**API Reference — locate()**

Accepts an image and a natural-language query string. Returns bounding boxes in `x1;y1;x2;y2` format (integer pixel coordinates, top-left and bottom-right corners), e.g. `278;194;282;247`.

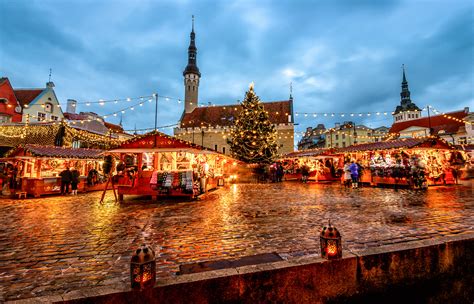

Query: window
342;134;345;139
335;143;339;147
72;140;81;148
335;134;339;140
342;142;346;147
44;102;53;113
222;147;226;154
37;112;46;121
51;115;59;121
214;144;218;151
0;114;11;123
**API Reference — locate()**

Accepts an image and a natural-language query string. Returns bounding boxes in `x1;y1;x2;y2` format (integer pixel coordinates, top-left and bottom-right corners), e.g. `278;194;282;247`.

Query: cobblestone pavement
0;181;473;301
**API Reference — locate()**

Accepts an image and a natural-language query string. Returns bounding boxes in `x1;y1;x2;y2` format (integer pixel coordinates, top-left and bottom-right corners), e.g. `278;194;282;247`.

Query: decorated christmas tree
228;83;278;163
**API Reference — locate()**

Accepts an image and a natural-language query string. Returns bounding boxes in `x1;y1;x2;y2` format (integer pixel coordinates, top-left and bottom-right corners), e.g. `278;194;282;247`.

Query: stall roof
6;144;104;159
335;138;453;153
110;130;221;154
285;138;454;158
282;148;334;158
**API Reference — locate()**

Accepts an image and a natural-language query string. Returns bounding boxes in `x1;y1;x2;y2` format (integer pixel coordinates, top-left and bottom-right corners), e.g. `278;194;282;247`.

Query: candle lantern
320;221;342;259
130;244;156;290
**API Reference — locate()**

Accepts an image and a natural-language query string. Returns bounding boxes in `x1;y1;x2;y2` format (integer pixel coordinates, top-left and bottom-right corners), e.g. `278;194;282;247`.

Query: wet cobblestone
0;181;473;301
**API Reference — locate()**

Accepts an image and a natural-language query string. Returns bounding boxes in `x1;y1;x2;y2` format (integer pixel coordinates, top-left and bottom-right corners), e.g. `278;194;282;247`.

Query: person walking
301;164;310;183
276;163;284;182
349;160;359;189
60;167;72;195
343;161;351;188
70;167;80;195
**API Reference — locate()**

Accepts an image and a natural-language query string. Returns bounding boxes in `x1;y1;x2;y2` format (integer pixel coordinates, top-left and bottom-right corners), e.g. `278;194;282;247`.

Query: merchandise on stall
109;131;237;201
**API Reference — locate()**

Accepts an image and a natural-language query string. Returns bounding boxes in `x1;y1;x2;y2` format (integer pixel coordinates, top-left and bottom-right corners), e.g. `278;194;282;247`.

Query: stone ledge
7;233;474;303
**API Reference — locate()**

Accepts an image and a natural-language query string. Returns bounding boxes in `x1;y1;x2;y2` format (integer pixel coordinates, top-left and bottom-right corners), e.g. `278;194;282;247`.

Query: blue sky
1;0;473;137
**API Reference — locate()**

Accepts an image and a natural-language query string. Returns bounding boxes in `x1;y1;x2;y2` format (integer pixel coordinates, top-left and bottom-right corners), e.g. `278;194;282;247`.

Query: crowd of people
59;167;80;195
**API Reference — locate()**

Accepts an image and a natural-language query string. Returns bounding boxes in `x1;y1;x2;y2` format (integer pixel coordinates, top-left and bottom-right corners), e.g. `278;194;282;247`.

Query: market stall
108;131;237;201
334;138;466;188
279;148;342;182
1;144;106;197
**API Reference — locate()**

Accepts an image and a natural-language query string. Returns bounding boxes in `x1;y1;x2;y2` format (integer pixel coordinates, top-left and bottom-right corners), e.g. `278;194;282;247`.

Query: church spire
400;64;411;104
183;15;201;113
393;64;421;121
183;15;200;77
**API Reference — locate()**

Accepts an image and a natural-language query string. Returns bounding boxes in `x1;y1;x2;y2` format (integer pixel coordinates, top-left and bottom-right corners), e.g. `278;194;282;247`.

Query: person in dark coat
70;167;80;195
276;163;284;182
60;167;72;195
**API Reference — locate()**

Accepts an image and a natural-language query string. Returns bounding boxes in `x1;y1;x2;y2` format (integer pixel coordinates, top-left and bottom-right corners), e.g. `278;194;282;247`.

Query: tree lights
228;84;278;164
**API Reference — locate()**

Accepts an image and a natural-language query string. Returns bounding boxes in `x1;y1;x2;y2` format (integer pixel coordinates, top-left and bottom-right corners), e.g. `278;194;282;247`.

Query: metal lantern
320;221;342;259
130;244;156;290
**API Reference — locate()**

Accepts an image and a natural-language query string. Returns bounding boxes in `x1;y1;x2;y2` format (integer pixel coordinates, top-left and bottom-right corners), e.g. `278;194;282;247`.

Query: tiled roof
389;110;468;134
180;100;292;128
14;89;44;107
335;138;451;153
104;121;124;132
283;148;332;158
22;144;104;159
63;112;86;120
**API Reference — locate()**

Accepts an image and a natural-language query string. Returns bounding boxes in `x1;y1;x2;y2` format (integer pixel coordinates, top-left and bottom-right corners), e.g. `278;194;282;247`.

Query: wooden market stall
108;131;237;201
279;148;342;182
1;144;106;197
334;137;466;188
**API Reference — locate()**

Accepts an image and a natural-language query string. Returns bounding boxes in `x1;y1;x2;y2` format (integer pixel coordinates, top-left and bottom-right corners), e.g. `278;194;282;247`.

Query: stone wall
48;233;473;304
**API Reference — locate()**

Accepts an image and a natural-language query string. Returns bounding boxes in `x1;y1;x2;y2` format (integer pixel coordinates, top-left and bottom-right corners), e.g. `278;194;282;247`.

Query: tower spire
400;64;410;104
289;82;293;100
402;64;407;84
183;15;201;113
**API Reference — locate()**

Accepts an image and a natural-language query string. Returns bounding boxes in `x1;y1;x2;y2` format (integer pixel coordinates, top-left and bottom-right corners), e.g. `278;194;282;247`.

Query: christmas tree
228;83;278;163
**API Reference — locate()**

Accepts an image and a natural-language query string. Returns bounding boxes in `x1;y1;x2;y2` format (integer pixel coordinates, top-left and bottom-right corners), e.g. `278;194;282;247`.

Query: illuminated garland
0;122;122;150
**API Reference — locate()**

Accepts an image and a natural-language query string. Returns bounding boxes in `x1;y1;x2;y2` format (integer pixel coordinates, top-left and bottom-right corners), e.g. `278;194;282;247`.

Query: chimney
335;122;340;129
67;99;77;114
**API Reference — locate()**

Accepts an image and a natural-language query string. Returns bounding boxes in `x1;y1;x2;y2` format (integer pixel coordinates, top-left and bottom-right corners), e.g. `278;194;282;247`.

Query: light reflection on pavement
0;181;472;301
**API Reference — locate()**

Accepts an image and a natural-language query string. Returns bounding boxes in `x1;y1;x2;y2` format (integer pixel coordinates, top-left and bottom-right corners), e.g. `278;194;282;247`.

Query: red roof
117;130;214;150
389;110;468;134
282;148;333;158
14;89;44;107
63;112;85;120
336;138;452;153
180;100;292;128
104;121;124;132
13;144;104;159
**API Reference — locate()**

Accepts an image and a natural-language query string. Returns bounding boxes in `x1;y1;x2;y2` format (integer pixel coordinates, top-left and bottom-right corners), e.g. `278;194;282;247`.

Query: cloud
0;0;472;140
